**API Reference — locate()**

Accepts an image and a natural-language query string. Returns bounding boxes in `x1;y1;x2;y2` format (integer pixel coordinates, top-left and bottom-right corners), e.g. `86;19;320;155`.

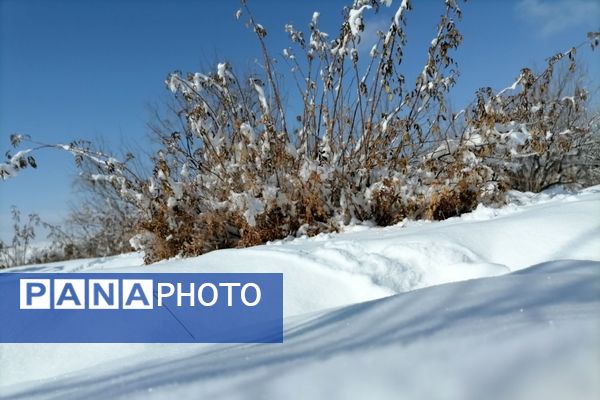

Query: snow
1;186;599;398
166;74;179;93
394;0;410;28
348;5;371;37
0;149;32;180
369;44;378;57
217;62;227;82
252;80;269;113
311;11;319;25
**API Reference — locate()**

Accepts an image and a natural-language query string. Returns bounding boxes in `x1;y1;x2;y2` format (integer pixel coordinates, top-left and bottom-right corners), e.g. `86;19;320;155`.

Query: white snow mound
0;185;599;398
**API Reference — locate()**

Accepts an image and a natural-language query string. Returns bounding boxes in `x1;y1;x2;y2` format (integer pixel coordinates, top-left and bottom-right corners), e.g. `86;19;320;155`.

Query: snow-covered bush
2;2;598;263
62;149;138;258
130;0;482;262
0;202;134;268
44;201;135;261
0;207;40;268
459;51;600;192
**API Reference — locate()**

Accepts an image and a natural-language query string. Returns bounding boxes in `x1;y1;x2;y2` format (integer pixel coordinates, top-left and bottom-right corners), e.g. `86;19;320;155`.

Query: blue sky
1;0;599;241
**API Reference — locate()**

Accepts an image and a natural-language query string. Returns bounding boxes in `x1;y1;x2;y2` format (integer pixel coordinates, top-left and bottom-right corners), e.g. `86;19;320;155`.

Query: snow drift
0;186;599;399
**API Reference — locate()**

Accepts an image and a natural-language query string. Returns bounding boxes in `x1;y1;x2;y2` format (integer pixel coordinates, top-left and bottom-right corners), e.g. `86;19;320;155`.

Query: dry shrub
140;207;243;264
425;181;479;221
3;3;598;264
239;208;296;247
369;179;406;226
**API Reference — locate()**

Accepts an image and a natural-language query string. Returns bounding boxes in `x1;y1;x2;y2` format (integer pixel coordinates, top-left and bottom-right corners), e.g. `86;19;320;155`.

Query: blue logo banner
0;273;283;343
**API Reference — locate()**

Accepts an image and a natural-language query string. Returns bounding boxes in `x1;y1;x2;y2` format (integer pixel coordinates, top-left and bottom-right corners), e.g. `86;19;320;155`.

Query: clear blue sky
1;0;599;240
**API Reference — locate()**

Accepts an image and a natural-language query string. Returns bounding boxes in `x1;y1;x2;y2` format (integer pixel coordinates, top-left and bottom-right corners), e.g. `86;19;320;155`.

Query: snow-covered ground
1;186;599;399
